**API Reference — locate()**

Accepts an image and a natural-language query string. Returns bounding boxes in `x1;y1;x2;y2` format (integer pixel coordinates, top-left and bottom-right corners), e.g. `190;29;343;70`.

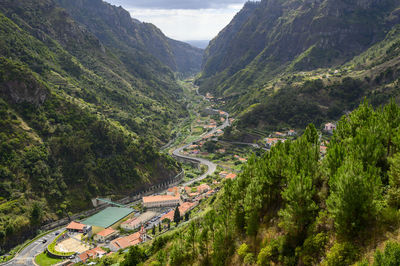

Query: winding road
172;110;230;186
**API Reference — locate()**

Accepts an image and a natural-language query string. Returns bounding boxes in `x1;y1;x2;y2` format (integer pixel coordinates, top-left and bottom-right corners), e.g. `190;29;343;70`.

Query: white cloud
125;5;244;41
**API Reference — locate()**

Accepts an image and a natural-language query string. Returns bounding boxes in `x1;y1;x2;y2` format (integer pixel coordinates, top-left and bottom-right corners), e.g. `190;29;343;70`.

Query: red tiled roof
97;228;116;237
143;194;180;203
226;173;237;179
66;221;85;231
110;232;142;250
161;211;174;222
78;247;106;262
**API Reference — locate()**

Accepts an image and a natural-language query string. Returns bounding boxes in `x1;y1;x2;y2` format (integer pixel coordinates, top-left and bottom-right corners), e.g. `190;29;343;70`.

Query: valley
2;0;400;265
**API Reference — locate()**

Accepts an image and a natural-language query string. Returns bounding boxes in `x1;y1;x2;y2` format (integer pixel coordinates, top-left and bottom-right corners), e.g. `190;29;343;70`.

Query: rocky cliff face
55;0;203;76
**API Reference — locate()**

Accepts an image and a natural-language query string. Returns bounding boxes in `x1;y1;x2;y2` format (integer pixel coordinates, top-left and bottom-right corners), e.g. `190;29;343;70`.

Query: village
49;173;230;264
21;88;339;266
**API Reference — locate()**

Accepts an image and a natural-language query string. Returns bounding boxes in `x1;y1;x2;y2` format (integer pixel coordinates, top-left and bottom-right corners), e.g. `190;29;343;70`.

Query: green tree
279;171;317;238
174;206;181;224
186;221;197;258
29;202;43;227
327;159;381;238
122;245;146;266
152;225;156;235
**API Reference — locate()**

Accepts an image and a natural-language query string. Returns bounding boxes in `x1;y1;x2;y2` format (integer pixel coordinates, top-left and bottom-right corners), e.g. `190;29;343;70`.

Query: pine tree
174;206;181;224
327;159;381;238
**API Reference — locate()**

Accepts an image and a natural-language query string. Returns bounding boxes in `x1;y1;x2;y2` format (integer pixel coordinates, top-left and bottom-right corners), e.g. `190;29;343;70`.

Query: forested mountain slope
198;0;400;132
55;0;203;76
107;101;400;266
0;0;184;251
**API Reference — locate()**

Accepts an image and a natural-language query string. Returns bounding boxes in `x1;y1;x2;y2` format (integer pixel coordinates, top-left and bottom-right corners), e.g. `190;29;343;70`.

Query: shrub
325;242;358;266
373;241;400;266
237;243;249;259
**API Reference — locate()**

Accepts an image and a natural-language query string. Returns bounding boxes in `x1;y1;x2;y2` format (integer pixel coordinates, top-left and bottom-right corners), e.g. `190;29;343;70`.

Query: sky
106;0;249;41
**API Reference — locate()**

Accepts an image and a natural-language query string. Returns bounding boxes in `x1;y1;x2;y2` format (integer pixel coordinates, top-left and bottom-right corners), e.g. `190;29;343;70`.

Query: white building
324;122;336;133
120;217;142;231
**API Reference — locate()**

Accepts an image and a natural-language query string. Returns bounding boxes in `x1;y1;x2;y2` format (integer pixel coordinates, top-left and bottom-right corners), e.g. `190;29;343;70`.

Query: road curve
1;229;63;266
172;112;230;186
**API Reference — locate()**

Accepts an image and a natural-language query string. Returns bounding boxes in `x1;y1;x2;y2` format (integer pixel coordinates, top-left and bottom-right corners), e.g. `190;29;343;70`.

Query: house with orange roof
167;186;179;196
121;217;142;231
160;202;198;222
142;194;181;208
197;183;211;194
264;138;281;149
66;221;91;235
78;247;106;263
110;226;146;252
94;228;118;243
225;173;237;180
287;129;297;136
205;190;216;197
184;186;192;194
161;211;174;222
239;158;247;162
274;132;287;137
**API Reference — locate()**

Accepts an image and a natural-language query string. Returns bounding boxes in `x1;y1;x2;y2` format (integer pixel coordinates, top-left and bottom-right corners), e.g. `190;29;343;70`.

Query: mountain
186;40;210;49
0;0;187;251
55;0;203;77
198;0;400;135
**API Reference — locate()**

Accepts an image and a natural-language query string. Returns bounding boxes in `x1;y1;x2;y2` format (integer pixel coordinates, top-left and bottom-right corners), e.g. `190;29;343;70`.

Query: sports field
82;207;134;228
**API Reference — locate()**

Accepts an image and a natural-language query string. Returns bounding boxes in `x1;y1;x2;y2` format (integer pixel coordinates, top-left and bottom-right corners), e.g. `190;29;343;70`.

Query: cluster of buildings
264;129;296;149
160;201;198;222
109;226;147;252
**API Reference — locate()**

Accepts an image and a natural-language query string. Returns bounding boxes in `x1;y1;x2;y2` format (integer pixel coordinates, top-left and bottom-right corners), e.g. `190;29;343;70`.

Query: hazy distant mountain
185;40;210;49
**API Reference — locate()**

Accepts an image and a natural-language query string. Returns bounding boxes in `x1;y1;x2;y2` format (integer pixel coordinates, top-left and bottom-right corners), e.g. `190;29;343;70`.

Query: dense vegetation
0;0;196;252
198;0;400;135
106;101;400;265
55;0;203;77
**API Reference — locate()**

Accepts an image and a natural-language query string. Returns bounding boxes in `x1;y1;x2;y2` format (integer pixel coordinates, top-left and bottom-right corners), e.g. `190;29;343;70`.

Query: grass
34;252;63;266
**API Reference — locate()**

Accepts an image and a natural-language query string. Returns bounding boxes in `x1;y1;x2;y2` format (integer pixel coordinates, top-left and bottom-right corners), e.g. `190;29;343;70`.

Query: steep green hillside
0;0;188;144
0;0;184;252
100;101;400;266
198;0;400;133
55;0;203;76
